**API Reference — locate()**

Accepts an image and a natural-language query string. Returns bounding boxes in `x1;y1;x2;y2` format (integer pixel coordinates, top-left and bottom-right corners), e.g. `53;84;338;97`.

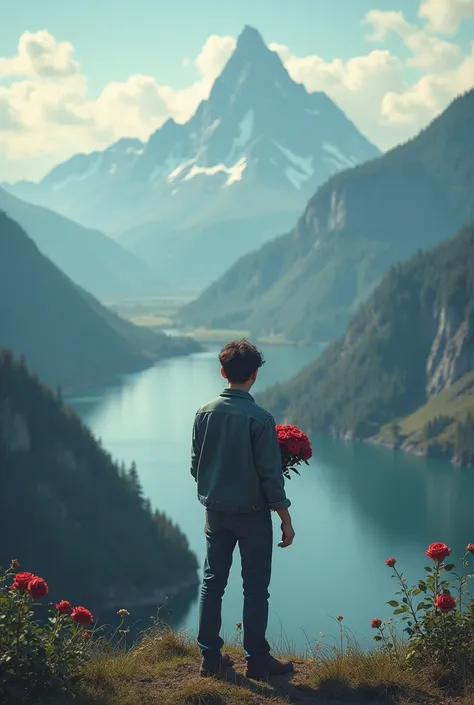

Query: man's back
191;388;290;513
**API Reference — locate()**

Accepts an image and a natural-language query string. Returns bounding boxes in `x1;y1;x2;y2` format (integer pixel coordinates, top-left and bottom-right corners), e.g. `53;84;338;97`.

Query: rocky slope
6;26;379;289
0;186;163;301
259;223;474;465
181;88;474;342
0;212;199;391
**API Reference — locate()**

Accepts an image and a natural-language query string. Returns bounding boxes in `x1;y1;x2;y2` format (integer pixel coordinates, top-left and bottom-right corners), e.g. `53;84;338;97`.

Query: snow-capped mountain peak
5;26;380;289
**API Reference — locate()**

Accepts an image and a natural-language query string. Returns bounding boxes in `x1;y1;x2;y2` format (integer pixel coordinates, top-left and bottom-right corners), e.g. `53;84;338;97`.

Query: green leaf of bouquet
424;567;432;572
386;600;399;607
444;564;455;572
393;607;408;614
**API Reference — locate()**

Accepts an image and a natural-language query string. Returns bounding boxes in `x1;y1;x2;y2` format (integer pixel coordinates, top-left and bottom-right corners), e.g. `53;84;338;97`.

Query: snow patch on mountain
227;110;254;163
150;155;191;184
183;157;247;186
274;142;314;190
125;147;144;156
204;119;221;137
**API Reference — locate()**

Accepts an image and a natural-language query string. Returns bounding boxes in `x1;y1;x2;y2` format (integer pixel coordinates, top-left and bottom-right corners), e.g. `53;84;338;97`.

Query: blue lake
72;345;474;652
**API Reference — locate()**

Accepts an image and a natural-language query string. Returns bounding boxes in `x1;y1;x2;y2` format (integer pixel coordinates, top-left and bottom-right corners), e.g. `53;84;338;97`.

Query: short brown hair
218;339;265;383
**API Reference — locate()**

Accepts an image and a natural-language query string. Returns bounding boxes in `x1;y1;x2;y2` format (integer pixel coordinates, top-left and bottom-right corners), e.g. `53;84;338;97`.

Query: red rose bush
376;541;474;677
275;424;312;479
0;560;96;703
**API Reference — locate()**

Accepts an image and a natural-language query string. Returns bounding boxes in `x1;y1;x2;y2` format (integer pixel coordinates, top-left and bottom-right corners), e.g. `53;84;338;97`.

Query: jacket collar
220;388;254;402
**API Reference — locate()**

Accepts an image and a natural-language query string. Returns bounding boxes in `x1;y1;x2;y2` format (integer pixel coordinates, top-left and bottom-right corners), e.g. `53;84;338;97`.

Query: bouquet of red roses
276;424;312;480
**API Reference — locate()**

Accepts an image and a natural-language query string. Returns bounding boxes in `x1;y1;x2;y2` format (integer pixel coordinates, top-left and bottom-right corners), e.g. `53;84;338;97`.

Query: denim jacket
190;388;291;513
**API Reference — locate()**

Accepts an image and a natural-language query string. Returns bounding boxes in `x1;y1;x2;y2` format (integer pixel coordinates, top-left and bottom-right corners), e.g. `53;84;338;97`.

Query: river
71;344;474;652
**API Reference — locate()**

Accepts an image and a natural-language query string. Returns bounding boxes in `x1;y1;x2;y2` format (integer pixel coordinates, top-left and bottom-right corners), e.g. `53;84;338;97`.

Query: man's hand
278;521;295;548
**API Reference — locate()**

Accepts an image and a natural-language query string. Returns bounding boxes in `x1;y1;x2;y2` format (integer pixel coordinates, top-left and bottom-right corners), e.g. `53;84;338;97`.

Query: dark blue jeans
197;508;273;660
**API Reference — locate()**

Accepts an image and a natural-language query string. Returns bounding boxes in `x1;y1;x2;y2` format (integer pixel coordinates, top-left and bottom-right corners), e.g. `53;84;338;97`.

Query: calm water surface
72;345;474;651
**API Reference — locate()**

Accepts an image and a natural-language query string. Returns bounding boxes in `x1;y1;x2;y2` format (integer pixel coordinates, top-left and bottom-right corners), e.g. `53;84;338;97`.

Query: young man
190;339;295;680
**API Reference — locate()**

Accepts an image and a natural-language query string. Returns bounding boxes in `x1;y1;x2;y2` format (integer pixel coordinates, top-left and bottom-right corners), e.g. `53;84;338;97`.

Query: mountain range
0;186;164;301
260;222;474;466
181;87;474;343
5;26;379;290
0;211;199;391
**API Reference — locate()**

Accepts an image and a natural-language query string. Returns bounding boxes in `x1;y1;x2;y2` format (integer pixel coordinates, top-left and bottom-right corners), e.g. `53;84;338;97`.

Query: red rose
287;439;300;454
371;618;382;629
56;600;72;614
71;606;94;624
276;424;312;463
467;544;474;554
435;593;456;612
425;542;451;562
27;577;48;599
13;572;36;589
385;557;397;568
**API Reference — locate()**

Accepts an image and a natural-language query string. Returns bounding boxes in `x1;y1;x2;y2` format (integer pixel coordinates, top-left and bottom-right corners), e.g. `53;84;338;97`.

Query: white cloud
0;31;236;176
194;34;236;85
0;7;473;181
381;44;474;124
419;0;474;34
269;43;407;146
0;30;79;78
365;10;462;69
269;7;473;148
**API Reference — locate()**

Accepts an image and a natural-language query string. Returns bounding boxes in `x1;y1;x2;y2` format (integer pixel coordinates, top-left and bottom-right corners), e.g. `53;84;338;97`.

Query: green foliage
259;224;474;462
181;88;474;345
0;562;91;704
0;211;200;391
422;415;453;441
455;413;474;466
0;349;198;608
378;547;474;684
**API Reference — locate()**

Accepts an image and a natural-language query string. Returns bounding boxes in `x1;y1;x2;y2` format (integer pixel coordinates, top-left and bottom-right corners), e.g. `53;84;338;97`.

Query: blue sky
1;0;474;180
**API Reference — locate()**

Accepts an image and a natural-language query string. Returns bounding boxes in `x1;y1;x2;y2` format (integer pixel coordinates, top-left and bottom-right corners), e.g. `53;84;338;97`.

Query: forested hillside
0;350;198;606
260;223;474;465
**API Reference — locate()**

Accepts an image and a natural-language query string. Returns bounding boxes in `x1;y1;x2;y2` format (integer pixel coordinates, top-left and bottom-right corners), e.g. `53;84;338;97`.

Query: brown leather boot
245;654;294;680
199;652;234;677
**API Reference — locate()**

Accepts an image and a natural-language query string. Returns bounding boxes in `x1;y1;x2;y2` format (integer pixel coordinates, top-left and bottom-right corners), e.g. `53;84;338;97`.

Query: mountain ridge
0;211;200;392
181;87;474;341
5;26;379;290
0;186;164;301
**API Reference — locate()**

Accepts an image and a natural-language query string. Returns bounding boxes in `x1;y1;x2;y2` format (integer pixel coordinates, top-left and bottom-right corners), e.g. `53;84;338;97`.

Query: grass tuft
52;626;474;705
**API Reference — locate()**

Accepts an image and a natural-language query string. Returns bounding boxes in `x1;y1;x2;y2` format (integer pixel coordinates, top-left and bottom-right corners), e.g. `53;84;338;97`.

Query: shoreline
315;423;469;466
333;430;469;467
100;573;199;611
